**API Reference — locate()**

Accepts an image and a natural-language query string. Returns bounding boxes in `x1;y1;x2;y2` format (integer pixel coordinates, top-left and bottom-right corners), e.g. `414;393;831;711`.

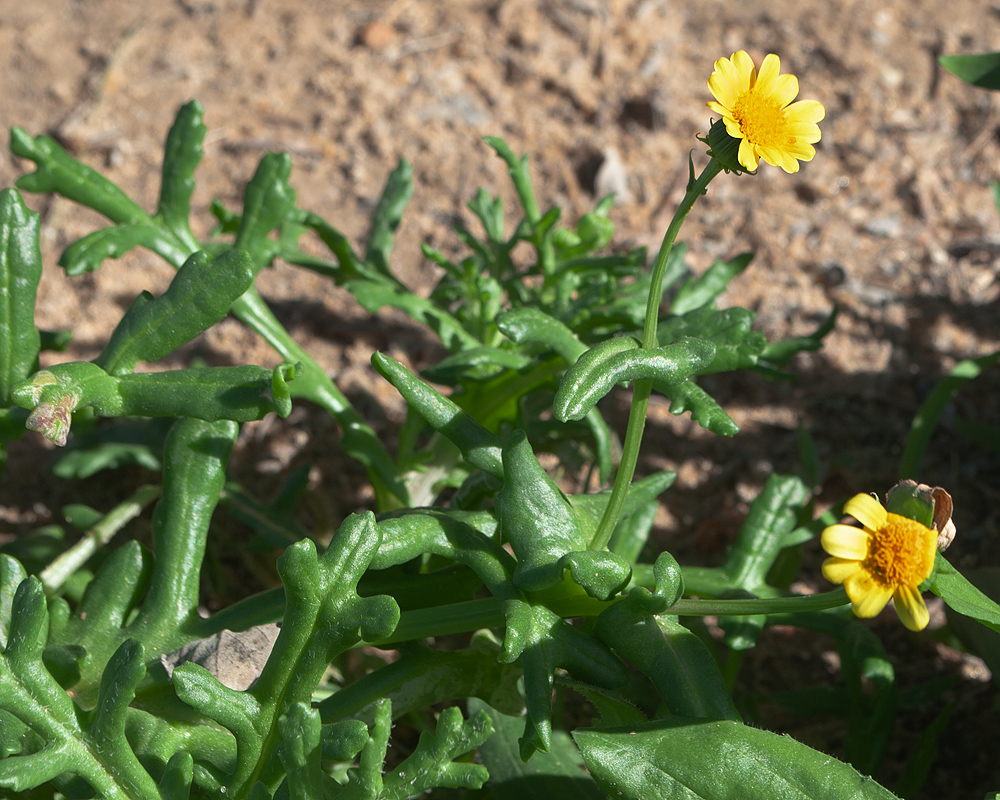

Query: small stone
358;21;395;49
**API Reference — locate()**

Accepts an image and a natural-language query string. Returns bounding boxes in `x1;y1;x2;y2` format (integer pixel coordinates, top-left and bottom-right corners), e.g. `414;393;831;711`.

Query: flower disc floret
821;493;938;631
707;50;825;173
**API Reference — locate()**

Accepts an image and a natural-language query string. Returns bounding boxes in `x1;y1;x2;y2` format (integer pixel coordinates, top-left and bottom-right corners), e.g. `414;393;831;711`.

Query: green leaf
11;127;149;225
158;752;195;800
13;362;294;443
203;512;396;795
371;351;504;479
929;554;1000;634
717;474;808;650
554;336;715;422
0;189;42;406
381;705;492;798
471;699;606;800
59;220;176;276
116;363;297;422
495;430;588;592
656;306;765;374
157;99;206;247
421;345;533;384
495;307;587;363
347;279;480;352
595;598;739;722
939;51;1000;90
668;252;753;315
365;158;413;277
655;378;738;436
574;717;901;800
233;152;297;268
317;633;523;725
277;702;323;800
760;304;838;366
95;249;255;375
52;418;171;479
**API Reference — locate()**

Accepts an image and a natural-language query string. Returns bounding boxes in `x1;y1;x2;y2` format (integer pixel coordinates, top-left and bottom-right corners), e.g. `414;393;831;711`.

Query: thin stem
39;485;161;595
591;157;725;549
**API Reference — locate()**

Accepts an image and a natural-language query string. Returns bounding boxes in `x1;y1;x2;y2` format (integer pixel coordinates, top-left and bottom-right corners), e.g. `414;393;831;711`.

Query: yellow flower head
707;50;825;173
821;494;938;631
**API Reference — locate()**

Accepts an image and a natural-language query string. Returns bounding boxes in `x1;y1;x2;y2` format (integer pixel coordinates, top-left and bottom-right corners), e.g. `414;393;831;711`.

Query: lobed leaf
554;336;715;422
157;99;206;247
233;152;297;268
365;158;413;277
95;249;255;375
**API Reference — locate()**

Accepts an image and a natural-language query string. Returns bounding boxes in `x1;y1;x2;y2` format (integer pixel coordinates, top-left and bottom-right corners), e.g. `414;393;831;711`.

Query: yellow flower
707;50;825;173
821;494;938;631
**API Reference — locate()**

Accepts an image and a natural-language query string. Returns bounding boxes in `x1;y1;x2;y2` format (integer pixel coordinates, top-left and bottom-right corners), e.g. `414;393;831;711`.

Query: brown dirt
2;1;999;797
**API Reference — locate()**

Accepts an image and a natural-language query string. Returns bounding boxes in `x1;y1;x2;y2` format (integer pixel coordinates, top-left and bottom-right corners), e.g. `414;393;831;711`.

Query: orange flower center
862;512;935;589
731;90;788;147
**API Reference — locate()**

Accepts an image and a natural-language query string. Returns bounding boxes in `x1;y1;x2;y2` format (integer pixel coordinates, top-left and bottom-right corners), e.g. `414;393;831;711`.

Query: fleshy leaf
0;188;42;406
555;336;715;422
95;249;255;375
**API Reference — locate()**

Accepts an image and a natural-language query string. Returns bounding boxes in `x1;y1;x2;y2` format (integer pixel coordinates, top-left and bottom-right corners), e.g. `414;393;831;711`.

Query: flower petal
737;138;759;170
783;141;817;162
893;584;930;631
711;56;745;104
786;99;826;124
821;524;870;559
843;494;887;532
723;116;744;139
822;557;861;585
845;570;893;618
730;50;756;91
756;53;781;91
771;73;799;108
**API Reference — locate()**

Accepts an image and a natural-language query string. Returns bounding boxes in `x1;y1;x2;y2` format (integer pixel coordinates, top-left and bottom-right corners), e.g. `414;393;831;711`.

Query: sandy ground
1;1;999;796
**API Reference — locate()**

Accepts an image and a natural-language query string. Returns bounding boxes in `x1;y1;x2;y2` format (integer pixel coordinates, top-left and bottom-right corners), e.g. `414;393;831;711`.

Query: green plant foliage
0;93;993;800
939;51;1000;90
574;717;901;800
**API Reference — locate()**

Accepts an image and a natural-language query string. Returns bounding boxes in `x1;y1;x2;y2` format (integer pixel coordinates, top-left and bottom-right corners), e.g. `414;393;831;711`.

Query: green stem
590;157;725;549
365;586;850;646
